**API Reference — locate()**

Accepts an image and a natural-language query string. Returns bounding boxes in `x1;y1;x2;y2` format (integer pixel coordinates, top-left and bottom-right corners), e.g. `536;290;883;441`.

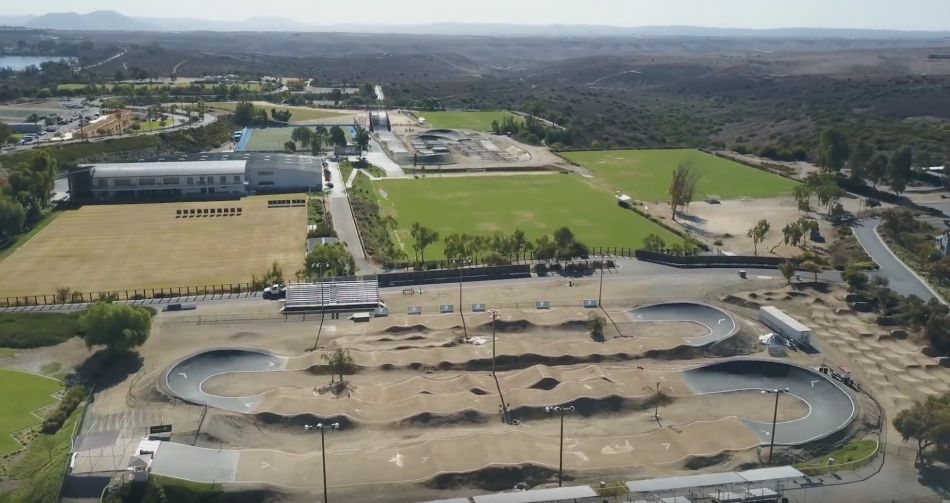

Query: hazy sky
10;0;950;30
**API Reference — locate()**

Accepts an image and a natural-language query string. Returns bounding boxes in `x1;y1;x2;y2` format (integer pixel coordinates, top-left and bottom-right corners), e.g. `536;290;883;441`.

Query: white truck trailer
759;306;812;346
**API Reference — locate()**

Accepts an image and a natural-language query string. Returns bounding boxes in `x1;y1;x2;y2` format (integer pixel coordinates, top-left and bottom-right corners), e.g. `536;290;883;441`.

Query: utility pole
305;422;340;502
489;310;500;374
545;406;575;487
598;254;606;307
311;262;328;350
762;388;790;464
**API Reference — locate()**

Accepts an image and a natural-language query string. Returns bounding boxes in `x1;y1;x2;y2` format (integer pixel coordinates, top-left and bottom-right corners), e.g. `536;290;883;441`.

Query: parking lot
0;97;101;147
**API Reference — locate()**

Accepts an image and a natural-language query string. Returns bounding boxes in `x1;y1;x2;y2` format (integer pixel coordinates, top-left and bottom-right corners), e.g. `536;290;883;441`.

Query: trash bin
738;270;747;279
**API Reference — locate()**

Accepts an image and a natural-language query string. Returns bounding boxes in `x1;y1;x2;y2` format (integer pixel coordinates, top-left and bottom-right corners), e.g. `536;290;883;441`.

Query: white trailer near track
759;306;811;346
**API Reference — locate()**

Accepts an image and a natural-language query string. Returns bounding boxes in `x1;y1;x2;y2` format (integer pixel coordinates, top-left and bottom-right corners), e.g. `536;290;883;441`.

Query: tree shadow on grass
73;349;143;391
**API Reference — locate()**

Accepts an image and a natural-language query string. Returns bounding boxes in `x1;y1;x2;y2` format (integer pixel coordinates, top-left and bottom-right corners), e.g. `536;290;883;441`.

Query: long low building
72;152;324;201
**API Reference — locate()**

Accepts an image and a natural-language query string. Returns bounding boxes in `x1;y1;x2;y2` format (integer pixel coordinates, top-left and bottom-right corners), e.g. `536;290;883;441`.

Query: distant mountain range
1;10;949;38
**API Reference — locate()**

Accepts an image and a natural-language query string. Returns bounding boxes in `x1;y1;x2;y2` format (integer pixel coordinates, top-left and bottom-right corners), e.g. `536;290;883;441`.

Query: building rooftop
91;160;247;178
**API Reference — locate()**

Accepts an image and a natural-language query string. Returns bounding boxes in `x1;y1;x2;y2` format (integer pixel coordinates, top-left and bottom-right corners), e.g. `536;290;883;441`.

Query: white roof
737;466;804;482
627;472;745;493
473;486;598;503
760;306;810;332
91;160;247;178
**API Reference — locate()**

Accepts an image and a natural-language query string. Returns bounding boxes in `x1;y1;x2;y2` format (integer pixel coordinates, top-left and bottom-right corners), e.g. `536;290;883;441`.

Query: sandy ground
652;195;874;257
55;273;931;501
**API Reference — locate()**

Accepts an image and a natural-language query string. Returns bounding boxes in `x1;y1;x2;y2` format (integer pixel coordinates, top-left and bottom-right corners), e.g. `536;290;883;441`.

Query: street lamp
311;262;328;350
305;422;340;503
545;405;575;487
453;258;466;337
762;388;790;464
488;309;500;374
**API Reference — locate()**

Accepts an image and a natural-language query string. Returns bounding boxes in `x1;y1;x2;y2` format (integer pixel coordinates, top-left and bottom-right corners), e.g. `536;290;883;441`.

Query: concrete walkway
325;160;374;274
364;139;406;177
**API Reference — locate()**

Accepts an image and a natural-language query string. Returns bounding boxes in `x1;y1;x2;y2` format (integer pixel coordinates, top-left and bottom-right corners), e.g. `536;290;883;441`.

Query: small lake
0;56;73;70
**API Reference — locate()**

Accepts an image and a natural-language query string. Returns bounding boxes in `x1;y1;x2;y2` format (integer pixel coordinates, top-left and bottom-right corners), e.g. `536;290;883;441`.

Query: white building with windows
82;153;323;201
90;161;247;199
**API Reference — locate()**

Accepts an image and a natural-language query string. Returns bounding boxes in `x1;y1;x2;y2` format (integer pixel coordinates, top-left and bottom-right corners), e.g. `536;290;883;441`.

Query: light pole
598;254;605;307
453;258;466;338
762;388;790;464
654;381;661;422
305;422;340;503
545;405;575;487
489;309;500;374
311;262;328;350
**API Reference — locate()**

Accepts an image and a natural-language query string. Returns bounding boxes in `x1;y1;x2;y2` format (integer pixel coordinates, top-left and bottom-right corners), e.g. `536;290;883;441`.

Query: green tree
888;147;913;196
409;222;440;264
893;393;950;466
283;140;296;152
667;162;700;221
80;302;152;354
587;312;606;341
746;219;771;256
321;348;356;384
304;242;355;277
233;101;256;126
329;126;347;147
291;127;313;148
642;234;666;252
800;260;821;283
817;129;850;172
849;140;873;182
0;121;9;145
793;184;813;212
779;260;796;285
533;235;556;262
0;195;26;238
354;127;370;157
867;154;888;188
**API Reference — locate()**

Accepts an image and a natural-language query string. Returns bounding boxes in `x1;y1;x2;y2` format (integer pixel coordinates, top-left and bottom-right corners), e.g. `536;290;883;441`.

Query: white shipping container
759;306;811;345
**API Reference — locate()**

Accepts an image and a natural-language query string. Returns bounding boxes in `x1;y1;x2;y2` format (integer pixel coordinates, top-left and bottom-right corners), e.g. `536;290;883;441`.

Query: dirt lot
0;195;306;297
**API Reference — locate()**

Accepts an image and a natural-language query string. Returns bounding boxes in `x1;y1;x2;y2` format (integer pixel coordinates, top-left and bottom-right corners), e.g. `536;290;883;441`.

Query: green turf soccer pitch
0;369;61;454
561;149;799;201
418;111;521;131
243;127;297;152
375;174;679;258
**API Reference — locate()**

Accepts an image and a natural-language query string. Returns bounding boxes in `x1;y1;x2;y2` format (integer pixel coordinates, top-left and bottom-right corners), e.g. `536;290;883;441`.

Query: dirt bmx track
153;302;856;489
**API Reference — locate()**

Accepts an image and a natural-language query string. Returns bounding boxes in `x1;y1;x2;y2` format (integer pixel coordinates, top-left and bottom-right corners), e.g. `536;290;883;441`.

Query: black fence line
1;282;257;309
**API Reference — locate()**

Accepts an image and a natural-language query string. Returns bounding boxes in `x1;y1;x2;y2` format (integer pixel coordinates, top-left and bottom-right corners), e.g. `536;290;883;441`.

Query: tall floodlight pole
305;422;340;503
545;405;575;487
598;254;606;307
762;388;790;464
311;262;328;350
489;310;500;374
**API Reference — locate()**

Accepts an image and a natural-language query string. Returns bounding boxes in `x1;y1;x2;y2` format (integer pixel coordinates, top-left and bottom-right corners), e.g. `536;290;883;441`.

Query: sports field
562;149;799;201
418;111;520;131
375;174;678;258
0;369;61;454
209;102;344;122
0;196;306;297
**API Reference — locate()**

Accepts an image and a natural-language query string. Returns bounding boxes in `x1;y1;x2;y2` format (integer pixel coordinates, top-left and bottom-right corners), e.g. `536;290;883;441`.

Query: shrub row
42;386;86;434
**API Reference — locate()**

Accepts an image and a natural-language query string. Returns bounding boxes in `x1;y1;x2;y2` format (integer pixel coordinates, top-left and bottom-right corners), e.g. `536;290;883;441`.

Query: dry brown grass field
0;195;306;297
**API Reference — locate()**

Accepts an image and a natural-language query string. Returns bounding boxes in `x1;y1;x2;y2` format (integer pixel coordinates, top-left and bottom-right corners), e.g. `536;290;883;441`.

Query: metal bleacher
283;278;380;312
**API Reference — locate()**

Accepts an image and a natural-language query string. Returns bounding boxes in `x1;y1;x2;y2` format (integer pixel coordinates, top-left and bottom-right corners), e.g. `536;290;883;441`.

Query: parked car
262;284;286;300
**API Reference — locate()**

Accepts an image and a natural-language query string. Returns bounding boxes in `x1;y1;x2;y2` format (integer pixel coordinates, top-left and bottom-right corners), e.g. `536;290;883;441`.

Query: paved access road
852;218;941;302
325;160;373;274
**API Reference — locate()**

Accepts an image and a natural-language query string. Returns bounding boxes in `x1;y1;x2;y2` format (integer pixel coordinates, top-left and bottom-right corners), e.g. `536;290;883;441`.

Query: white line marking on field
762;430;771;436
756;275;773;280
662;443;671;450
811;380;819;388
261;462;270;469
177;372;188;379
268;361;276;367
637;315;644;319
718;318;726;325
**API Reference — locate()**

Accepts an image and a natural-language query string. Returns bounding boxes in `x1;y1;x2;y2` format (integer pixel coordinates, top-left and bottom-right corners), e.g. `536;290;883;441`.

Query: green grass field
0;369;61;454
242;127;297;151
209;102;344;122
562;149;798;201
375;174;678;258
418;111;520;131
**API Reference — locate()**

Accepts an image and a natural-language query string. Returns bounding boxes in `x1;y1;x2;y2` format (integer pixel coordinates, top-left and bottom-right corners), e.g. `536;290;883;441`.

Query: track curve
627;302;738;345
683;359;856;445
